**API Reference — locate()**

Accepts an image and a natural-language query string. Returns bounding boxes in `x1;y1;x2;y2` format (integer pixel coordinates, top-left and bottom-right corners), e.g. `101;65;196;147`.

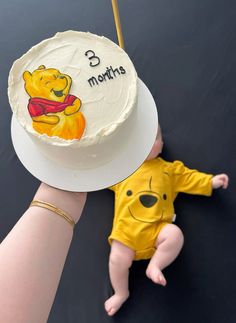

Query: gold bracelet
30;200;75;229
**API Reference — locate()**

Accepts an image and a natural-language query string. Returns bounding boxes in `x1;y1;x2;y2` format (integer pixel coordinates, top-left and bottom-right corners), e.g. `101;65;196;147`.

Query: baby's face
146;127;163;161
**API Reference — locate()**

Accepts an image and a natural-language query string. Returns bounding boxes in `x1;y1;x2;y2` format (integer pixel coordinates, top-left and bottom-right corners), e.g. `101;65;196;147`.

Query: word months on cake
85;50;126;87
23;65;86;140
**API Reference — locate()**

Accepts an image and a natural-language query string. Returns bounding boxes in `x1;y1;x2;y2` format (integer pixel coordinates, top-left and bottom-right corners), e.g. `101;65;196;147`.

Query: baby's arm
212;174;229;189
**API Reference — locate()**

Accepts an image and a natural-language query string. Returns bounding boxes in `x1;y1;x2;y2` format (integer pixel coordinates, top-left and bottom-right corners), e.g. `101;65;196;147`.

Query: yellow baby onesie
108;157;213;260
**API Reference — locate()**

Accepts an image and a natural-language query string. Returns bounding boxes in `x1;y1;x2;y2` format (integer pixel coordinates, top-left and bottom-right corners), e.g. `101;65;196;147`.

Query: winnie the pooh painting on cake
23;65;86;140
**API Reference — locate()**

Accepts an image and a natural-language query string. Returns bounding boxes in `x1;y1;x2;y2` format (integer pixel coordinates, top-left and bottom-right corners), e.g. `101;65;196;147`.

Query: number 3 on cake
85;50;101;67
23;65;86;140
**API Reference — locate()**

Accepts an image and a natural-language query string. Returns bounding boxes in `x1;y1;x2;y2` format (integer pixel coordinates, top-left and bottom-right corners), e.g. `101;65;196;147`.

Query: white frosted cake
8;30;138;169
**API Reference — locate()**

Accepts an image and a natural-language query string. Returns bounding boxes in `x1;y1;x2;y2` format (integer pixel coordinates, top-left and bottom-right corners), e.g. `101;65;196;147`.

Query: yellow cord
111;0;125;49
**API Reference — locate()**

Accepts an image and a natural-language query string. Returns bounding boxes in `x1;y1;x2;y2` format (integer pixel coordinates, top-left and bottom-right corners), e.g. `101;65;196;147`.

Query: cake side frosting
8;31;138;148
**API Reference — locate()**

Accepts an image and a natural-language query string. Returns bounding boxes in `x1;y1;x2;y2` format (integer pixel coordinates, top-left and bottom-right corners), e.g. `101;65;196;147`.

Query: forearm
0;183;86;323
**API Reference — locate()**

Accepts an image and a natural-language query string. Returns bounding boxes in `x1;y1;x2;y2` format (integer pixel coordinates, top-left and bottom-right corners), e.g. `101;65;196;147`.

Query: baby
105;125;229;316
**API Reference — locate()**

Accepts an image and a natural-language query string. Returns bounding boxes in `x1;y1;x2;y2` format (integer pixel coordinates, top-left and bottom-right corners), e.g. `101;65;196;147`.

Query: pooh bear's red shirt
28;94;77;117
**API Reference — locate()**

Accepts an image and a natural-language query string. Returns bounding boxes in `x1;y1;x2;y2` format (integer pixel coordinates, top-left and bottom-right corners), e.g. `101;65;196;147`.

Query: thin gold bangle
30;200;75;229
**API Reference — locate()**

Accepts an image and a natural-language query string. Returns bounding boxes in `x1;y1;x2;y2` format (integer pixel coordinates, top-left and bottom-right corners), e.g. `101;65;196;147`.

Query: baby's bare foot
104;292;129;316
146;264;167;286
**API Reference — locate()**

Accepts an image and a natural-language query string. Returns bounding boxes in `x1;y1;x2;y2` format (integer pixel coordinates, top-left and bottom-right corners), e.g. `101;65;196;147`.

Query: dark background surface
0;0;236;322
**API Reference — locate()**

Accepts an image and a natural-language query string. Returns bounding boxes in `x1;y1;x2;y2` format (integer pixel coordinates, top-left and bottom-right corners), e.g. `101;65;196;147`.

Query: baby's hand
212;174;229;189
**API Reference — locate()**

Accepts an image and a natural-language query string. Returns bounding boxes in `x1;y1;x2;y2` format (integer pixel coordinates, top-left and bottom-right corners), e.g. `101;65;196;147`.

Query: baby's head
146;124;163;161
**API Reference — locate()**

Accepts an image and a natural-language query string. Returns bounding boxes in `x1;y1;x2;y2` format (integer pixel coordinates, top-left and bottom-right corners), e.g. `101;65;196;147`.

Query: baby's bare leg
146;224;184;286
105;240;135;316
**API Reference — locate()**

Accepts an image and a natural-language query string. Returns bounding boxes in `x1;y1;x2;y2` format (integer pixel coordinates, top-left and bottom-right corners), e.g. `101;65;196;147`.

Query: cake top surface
8;30;138;146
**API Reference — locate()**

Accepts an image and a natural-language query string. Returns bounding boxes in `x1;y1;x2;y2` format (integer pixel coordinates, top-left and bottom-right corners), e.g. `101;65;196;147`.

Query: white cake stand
11;78;158;192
